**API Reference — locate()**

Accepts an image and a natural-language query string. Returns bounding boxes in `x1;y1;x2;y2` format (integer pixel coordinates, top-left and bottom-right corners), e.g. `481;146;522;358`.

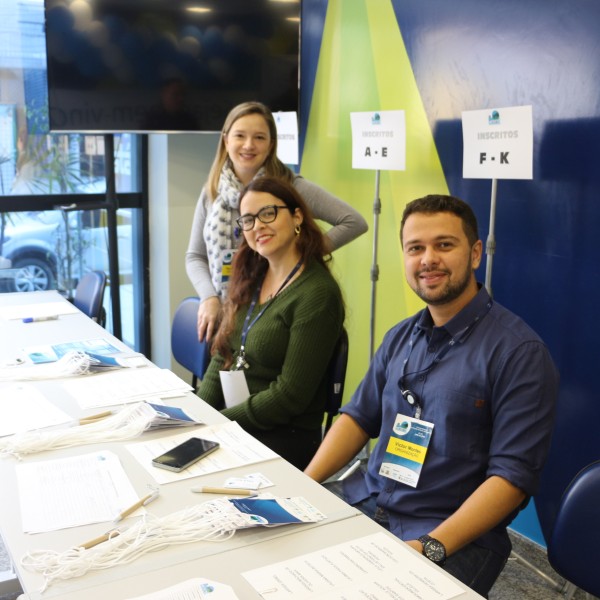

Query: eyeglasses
236;205;291;231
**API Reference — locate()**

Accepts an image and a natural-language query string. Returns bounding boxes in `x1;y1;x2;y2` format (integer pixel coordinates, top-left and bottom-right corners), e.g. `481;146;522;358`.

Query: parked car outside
0;212;59;292
0;209;132;294
0;255;12;292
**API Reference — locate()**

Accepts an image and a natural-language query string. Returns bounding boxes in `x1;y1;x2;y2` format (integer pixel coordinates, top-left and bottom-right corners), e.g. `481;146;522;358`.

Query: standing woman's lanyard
399;301;492;419
234;260;303;371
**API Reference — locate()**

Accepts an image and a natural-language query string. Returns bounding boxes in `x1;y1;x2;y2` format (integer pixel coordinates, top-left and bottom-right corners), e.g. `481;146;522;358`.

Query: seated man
305;194;558;598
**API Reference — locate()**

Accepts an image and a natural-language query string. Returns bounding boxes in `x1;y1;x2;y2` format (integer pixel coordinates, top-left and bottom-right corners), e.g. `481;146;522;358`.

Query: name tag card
379;414;434;488
462;105;533;179
350;110;406;171
219;370;250;408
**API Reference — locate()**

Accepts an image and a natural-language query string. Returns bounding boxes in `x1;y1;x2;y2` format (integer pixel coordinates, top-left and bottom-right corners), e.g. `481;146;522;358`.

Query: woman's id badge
219;369;250;408
221;249;236;285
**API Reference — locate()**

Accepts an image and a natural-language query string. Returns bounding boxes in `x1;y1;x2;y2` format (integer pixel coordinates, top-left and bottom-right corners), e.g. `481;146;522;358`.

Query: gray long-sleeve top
185;175;368;301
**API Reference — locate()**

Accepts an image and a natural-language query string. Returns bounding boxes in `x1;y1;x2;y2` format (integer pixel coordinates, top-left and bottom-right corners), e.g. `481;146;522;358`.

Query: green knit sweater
198;260;344;431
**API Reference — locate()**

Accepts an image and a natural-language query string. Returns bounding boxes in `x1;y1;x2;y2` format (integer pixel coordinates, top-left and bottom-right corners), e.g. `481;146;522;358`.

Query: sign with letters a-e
462;105;533;180
350;110;406;171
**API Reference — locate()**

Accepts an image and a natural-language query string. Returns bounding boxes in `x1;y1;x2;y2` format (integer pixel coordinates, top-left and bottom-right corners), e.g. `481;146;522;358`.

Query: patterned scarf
204;163;265;297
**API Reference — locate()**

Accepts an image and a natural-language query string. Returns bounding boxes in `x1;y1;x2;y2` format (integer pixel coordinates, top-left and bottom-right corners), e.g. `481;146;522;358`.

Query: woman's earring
294;224;301;236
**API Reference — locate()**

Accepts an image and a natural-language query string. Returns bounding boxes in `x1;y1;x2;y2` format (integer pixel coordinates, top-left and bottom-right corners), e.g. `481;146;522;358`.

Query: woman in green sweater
198;177;345;469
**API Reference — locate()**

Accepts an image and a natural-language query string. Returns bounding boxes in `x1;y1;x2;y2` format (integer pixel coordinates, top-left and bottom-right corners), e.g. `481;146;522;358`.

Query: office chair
73;270;107;326
323;327;349;438
545;460;600;599
171;297;210;392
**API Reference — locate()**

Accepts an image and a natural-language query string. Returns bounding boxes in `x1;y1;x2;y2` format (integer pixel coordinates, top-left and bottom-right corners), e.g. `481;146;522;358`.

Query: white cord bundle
0;402;157;459
21;500;242;592
0;351;95;382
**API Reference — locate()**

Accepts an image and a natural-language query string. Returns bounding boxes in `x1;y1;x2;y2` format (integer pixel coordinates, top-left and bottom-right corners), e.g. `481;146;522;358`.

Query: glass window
7;132;141;196
0;1;143;197
0;1;148;354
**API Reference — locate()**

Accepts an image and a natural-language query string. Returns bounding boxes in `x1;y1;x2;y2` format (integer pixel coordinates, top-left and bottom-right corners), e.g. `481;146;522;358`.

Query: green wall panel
302;0;449;401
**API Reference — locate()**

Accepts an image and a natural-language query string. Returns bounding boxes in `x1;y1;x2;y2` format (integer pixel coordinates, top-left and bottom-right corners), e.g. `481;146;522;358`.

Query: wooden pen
190;486;254;496
114;490;159;522
79;529;120;550
79;411;112;425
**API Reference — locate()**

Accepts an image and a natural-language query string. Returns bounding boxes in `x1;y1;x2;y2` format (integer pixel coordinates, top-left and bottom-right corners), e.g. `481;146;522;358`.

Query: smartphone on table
151;437;220;472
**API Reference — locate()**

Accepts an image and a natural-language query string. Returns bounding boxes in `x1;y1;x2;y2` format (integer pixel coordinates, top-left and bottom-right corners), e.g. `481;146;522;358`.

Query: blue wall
301;0;600;547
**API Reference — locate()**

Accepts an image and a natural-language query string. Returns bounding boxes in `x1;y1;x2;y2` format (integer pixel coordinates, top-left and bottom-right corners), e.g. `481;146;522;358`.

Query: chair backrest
547;460;600;597
171;297;210;391
73;270;107;325
323;327;349;438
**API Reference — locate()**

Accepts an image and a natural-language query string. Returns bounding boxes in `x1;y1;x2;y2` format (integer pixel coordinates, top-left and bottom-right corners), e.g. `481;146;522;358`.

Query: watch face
423;539;446;564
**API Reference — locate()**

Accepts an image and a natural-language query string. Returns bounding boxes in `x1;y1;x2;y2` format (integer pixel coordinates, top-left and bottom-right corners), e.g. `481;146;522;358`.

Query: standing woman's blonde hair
206;101;294;200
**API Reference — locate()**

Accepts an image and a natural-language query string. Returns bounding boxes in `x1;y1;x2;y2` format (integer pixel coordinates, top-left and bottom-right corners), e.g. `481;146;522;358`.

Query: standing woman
186;101;366;342
198;177;344;470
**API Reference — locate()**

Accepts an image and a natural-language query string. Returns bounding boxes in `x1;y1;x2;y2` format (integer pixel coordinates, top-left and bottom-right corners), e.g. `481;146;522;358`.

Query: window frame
0;135;151;357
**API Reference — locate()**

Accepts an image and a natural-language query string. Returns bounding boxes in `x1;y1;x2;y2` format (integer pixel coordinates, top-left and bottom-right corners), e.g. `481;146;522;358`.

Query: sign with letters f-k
462;105;533;179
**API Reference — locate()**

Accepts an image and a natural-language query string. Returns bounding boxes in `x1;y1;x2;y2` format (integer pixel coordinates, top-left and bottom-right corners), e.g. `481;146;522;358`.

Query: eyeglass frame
236;204;292;231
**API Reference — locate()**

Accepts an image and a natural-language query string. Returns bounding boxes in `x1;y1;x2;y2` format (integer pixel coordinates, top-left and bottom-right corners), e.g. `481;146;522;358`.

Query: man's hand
405;539;423;553
423;475;526;556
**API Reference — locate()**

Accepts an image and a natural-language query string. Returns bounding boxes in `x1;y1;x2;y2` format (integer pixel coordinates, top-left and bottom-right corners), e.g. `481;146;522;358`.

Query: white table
0;291;483;600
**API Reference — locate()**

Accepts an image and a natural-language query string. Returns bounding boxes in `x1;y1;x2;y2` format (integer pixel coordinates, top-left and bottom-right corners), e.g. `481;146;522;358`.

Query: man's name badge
379;414;434;488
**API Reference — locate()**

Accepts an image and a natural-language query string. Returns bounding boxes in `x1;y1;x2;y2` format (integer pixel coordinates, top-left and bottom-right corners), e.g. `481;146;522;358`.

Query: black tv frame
44;0;300;134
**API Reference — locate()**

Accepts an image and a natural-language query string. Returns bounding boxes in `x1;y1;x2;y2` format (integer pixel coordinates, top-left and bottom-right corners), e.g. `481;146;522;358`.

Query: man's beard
412;265;472;306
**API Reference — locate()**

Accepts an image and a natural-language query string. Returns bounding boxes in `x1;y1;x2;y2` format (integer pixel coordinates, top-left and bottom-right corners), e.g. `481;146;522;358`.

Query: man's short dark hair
400;194;479;247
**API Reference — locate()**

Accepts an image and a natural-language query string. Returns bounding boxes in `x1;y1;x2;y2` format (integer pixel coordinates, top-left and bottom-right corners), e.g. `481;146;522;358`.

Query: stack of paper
24;338;123;364
146;403;202;430
123;578;239;600
62;368;193;410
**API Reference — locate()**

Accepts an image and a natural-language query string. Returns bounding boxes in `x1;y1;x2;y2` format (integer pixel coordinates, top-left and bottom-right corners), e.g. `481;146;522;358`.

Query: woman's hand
197;296;221;342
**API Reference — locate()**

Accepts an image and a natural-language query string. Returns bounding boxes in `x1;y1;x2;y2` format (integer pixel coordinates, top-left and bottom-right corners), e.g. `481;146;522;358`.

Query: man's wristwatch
418;535;447;565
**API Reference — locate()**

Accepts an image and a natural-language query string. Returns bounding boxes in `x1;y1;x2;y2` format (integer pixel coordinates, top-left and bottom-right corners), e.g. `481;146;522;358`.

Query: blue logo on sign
488;110;500;125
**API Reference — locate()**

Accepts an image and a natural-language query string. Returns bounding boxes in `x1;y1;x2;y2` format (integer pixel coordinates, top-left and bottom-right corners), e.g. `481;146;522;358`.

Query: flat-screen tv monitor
44;0;300;133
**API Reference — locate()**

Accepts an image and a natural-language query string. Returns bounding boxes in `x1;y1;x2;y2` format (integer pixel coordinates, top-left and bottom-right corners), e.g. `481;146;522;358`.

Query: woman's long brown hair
212;177;331;367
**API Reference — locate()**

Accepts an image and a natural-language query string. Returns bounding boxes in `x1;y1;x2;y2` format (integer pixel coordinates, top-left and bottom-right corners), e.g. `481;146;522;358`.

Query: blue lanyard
234;260;303;370
399;301;492;419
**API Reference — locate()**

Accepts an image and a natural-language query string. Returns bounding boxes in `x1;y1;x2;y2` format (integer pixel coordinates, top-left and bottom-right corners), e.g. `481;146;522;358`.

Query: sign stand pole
350;109;405;462
462;105;533;295
369;170;381;360
350;110;405;361
484;178;498;295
